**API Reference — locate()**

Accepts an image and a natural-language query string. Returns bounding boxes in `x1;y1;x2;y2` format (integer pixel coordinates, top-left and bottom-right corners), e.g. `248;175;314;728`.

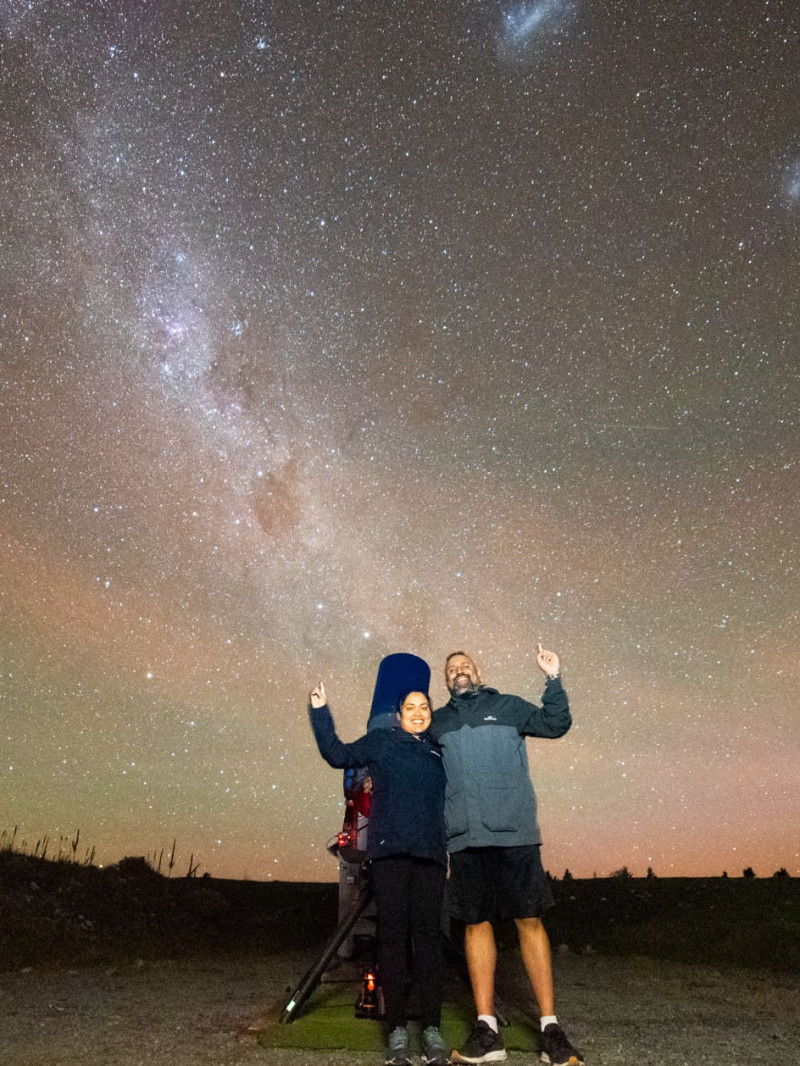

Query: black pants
370;855;447;1030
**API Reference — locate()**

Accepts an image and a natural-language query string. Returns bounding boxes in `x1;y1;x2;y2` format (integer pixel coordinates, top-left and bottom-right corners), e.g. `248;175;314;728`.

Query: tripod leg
279;882;374;1023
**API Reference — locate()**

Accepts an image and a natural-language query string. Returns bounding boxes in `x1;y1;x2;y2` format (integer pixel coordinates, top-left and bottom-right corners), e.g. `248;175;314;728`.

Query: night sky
2;0;798;882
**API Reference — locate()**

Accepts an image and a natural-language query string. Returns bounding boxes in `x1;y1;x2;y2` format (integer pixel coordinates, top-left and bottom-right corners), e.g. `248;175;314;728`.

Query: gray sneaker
386;1026;413;1066
422;1025;450;1066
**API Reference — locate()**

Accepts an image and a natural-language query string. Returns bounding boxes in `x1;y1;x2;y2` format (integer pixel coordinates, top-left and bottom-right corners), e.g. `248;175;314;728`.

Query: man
429;644;584;1066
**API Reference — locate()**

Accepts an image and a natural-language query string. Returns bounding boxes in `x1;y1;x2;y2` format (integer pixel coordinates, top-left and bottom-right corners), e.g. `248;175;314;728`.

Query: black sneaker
451;1021;507;1064
540;1022;584;1066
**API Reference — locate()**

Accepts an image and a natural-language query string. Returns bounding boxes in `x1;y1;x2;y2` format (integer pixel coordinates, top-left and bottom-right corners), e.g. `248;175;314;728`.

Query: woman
309;680;449;1066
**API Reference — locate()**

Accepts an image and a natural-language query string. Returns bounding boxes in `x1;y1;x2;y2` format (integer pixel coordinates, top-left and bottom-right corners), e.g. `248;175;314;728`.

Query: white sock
540;1015;558;1032
478;1015;498;1033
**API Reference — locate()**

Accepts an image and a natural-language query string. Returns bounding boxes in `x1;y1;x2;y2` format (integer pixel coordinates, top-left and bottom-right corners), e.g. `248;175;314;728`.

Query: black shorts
448;845;555;925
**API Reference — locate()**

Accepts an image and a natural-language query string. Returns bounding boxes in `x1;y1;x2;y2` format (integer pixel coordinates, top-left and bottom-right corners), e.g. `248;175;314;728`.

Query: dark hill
2;851;798;973
0;850;337;970
544;874;800;973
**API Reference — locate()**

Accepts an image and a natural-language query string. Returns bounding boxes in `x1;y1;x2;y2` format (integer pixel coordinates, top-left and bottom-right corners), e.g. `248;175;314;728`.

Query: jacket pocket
480;785;524;832
445;787;468;837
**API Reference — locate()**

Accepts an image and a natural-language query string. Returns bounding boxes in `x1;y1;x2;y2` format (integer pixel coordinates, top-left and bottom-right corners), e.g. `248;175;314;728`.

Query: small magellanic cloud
499;0;579;63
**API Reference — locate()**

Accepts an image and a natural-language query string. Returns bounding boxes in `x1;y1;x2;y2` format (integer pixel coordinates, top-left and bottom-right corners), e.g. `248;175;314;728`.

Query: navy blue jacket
309;704;447;867
430;678;570;853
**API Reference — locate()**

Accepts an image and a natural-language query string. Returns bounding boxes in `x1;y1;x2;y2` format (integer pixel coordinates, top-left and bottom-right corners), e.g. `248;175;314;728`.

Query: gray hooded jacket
429;677;570;852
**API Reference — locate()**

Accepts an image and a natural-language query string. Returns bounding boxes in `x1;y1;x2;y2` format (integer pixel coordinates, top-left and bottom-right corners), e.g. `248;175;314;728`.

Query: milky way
1;0;799;881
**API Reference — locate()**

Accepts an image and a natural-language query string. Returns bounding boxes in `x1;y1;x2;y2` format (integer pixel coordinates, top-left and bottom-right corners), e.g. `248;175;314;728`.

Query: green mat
257;981;538;1052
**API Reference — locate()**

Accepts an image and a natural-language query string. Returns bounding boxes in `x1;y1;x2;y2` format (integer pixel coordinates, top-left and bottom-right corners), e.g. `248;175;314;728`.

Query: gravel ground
0;949;798;1066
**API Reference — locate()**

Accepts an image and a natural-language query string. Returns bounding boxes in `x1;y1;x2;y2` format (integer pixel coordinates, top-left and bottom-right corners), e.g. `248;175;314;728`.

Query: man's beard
449;675;478;696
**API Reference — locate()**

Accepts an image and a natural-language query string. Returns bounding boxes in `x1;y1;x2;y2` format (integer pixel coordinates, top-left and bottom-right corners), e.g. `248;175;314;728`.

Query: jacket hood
389;724;435;742
448;685;499;706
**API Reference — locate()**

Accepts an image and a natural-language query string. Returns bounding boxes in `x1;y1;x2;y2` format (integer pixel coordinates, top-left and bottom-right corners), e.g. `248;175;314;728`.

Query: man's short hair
445;651;481;684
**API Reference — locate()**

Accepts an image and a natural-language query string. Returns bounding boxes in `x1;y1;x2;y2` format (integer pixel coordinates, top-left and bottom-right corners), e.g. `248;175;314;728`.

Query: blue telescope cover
366;652;431;731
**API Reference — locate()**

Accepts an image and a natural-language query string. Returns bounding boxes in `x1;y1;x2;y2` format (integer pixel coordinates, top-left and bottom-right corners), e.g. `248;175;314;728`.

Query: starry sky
2;0;798;882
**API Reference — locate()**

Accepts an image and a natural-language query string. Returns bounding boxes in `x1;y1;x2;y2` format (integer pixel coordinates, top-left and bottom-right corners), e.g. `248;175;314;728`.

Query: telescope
280;653;431;1024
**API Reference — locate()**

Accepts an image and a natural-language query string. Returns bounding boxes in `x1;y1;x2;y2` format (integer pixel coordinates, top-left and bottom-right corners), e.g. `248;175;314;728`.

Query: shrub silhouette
111;856;163;881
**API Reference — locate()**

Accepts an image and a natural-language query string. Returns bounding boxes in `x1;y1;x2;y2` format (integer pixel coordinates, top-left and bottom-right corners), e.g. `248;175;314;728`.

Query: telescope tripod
279;875;375;1023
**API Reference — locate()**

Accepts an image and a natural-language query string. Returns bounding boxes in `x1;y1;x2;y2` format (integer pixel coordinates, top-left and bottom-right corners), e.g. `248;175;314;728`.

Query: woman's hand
309;680;327;708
